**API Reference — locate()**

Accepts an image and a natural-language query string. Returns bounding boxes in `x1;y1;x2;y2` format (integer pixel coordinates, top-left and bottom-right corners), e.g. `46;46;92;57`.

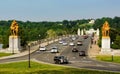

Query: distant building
86;28;99;36
89;20;95;24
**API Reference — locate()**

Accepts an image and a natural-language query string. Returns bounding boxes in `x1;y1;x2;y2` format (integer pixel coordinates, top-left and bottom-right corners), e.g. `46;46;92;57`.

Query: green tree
2;29;10;48
46;29;57;39
111;35;120;49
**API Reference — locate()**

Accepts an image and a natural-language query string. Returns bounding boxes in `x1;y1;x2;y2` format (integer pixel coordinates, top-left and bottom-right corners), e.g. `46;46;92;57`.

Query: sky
0;0;120;22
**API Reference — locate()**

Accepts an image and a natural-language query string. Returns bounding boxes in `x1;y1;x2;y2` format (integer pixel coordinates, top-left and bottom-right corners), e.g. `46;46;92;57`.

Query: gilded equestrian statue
102;21;110;37
10;20;19;36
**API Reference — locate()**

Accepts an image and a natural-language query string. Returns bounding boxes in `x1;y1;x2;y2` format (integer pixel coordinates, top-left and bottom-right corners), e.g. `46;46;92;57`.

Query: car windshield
52;48;57;49
52;46;57;48
73;47;77;49
40;47;45;48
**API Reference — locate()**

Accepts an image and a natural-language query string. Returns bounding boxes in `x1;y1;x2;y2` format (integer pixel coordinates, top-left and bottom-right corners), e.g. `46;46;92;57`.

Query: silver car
50;46;58;53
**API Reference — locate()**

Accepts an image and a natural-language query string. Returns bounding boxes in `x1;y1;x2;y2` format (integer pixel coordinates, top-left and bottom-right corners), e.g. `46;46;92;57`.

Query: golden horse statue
102;21;110;37
10;20;19;36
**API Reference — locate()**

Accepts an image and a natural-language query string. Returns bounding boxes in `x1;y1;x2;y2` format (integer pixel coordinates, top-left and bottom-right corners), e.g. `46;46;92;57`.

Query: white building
89;20;95;24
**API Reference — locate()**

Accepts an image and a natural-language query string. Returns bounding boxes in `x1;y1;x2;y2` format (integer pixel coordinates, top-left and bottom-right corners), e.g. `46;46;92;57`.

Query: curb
0;38;60;60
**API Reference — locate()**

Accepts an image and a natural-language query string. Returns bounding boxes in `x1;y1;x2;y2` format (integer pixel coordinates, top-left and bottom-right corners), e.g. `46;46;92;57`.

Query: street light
28;43;31;68
111;51;114;61
38;34;41;48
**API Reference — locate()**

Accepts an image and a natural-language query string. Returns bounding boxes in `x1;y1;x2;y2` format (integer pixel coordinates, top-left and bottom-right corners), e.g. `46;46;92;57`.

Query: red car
83;35;88;39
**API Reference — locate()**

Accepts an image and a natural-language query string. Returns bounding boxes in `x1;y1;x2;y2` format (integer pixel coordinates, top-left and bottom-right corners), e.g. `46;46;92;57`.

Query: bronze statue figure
102;21;110;37
10;20;19;36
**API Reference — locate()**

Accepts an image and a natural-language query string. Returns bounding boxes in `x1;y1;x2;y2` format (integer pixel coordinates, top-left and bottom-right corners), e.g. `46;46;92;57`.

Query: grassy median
0;53;12;57
96;55;120;63
0;61;120;74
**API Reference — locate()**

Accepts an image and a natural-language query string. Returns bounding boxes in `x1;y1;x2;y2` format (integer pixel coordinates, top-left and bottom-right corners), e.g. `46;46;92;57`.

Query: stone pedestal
101;37;111;54
8;36;21;53
102;37;110;49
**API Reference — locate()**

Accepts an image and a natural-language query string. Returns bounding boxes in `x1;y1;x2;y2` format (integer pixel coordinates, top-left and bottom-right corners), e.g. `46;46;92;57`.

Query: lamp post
47;38;49;45
112;51;114;61
38;34;41;48
28;43;31;68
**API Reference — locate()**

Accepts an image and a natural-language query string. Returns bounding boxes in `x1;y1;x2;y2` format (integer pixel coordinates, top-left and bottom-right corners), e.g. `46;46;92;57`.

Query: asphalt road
0;36;120;72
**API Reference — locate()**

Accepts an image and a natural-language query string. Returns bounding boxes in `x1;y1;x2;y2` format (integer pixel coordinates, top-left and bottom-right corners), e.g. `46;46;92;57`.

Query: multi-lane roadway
0;36;120;72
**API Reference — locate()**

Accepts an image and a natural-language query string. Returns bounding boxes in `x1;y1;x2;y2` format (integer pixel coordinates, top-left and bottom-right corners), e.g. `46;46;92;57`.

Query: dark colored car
83;35;88;39
77;41;83;46
79;51;86;56
54;56;68;64
72;47;78;52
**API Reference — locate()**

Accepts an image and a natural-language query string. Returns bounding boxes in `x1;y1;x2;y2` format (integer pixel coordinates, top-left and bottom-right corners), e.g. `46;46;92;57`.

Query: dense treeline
0;16;120;49
0;19;90;48
93;16;120;49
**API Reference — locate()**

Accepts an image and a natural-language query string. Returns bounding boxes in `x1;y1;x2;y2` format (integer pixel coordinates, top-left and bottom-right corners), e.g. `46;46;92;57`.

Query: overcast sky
0;0;120;21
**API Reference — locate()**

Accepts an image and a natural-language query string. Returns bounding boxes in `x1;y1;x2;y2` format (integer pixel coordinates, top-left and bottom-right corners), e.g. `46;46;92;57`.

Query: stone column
77;28;80;36
96;28;99;36
101;37;111;53
81;29;84;35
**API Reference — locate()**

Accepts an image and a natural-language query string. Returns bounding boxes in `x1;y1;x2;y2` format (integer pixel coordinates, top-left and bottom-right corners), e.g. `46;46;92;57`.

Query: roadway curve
0;36;120;72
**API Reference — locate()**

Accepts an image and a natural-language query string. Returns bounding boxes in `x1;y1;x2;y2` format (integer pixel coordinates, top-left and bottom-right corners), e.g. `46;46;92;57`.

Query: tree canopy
0;17;120;49
93;16;120;49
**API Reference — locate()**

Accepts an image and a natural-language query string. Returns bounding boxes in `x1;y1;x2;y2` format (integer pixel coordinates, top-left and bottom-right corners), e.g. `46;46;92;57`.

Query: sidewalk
88;43;120;58
88;44;101;58
0;38;62;60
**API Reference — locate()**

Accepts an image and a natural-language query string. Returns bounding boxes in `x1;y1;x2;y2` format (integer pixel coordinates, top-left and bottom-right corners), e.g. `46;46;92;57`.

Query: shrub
111;44;119;49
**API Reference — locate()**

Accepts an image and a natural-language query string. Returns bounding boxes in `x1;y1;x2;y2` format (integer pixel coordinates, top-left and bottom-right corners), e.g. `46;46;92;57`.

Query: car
77;41;83;46
79;51;86;56
59;40;64;44
69;42;75;46
54;56;68;64
83;35;88;39
62;42;67;46
39;46;46;51
50;46;58;53
72;37;76;40
72;47;78;52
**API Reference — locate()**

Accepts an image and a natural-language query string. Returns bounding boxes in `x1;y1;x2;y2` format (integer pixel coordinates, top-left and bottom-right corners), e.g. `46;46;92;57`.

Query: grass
0;53;12;57
96;55;120;63
0;61;120;74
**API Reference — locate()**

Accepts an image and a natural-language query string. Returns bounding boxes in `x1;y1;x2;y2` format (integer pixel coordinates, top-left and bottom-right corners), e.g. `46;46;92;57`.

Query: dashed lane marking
96;64;103;67
108;64;116;67
70;60;92;63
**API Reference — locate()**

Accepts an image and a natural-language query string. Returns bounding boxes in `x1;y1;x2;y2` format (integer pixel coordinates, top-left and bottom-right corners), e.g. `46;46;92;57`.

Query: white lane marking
81;60;92;63
96;64;103;67
109;64;116;67
46;51;51;52
83;57;86;59
72;57;76;59
70;60;92;63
